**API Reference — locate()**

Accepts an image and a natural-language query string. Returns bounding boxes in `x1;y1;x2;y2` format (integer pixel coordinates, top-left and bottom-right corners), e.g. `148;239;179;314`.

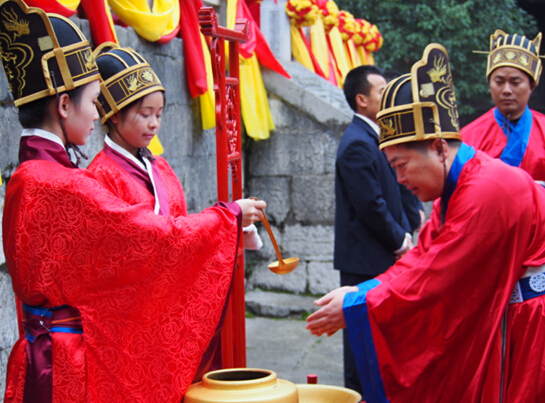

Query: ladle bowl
251;198;299;275
268;257;300;275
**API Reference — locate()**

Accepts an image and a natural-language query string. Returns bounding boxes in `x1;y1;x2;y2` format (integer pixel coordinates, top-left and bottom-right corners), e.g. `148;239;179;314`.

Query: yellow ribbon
227;0;275;140
148;135;164;155
58;0;80;10
328;25;350;84
199;32;216;131
310;18;329;79
107;0;179;42
240;54;274;140
290;24;315;72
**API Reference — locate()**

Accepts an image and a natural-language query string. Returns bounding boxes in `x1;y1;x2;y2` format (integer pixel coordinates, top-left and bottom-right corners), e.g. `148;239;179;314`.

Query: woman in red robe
86;44;263;380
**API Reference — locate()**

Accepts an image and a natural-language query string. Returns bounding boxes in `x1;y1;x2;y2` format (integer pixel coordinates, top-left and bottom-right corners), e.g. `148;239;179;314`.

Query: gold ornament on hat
2;8;29;39
0;0;99;106
474;29;543;85
93;42;165;124
377;43;461;150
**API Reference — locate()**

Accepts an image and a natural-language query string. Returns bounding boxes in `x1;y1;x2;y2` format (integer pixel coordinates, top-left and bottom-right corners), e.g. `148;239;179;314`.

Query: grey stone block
247;258;308;294
291;174;335;224
248;131;331;177
262;61;353;126
0;106;22;175
0;270;18;400
282;224;334;262
252;224;334;266
307;261;339;295
0;65;13;104
247;176;291;224
266;94;323;130
245;289;319;318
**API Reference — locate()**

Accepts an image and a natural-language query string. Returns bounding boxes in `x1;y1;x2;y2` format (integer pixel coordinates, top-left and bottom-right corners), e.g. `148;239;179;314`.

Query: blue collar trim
494;106;532;167
441;143;476;222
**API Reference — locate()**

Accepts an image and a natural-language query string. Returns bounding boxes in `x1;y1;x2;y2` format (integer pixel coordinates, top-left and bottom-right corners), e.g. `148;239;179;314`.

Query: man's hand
395;233;413;261
417;209;426;231
306;286;359;337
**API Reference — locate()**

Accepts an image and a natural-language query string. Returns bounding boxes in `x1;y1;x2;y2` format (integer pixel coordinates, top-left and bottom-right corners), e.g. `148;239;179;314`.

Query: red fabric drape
179;0;208;98
80;0;117;45
237;0;290;79
22;0;75;16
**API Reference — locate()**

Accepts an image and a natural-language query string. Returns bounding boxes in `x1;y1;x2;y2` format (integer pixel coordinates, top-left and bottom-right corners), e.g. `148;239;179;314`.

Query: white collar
104;135;162;214
355;113;379;137
21;128;66;149
105;135;146;170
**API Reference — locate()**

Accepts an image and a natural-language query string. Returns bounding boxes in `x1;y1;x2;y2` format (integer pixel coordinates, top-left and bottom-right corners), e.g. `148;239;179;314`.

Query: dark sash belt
22;304;82;403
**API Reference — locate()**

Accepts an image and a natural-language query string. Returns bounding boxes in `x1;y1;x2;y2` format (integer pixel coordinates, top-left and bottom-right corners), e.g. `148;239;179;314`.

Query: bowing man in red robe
1;1;265;403
306;44;545;403
461;30;545;182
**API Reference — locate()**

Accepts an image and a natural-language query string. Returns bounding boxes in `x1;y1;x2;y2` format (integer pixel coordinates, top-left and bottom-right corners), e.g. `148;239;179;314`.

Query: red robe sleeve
3;160;239;403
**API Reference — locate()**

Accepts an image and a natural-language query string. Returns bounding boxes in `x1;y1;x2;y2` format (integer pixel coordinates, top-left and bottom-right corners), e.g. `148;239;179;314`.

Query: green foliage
337;0;538;116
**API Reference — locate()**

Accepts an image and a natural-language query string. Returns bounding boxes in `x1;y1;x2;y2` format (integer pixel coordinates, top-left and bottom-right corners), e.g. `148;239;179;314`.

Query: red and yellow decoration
287;0;383;88
0;0;382;156
286;0;325;78
228;0;291;140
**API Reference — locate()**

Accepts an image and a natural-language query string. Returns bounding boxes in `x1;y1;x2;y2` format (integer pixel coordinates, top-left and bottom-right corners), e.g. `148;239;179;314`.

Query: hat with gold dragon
92;42;164;124
486;30;542;85
0;0;99;107
377;43;461;150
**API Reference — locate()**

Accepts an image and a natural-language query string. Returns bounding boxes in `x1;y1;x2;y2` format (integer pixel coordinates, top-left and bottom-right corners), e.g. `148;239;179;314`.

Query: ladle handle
260;212;285;266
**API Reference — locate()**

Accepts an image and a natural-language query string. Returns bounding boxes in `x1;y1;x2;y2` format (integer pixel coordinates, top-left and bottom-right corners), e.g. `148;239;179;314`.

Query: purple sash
22;304;82;403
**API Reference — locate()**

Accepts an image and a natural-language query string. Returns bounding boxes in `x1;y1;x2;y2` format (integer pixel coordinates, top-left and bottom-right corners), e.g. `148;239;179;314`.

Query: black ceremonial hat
0;0;99;106
93;42;164;123
377;44;461;149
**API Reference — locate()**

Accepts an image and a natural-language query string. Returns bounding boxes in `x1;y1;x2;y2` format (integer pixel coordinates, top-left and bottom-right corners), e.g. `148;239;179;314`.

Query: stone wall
245;61;352;295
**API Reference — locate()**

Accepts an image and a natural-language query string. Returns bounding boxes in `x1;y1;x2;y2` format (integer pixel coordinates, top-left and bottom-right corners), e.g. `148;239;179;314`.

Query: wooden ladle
253;200;299;275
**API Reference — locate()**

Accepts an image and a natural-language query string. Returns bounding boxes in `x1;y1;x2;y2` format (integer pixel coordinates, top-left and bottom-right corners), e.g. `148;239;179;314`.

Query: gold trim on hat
377;101;441;149
378;43;461;149
485;29;543;85
0;0;99;106
99;64;164;123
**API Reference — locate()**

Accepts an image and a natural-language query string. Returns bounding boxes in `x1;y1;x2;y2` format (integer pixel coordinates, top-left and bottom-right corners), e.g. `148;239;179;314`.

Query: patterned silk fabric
3;160;239;403
89;150;187;217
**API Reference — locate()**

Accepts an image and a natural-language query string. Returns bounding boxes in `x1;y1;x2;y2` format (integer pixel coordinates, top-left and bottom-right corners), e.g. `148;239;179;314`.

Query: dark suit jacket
334;115;411;276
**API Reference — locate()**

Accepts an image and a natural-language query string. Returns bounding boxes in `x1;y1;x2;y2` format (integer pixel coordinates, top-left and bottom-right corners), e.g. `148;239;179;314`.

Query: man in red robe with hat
461;30;545;182
306;43;545;403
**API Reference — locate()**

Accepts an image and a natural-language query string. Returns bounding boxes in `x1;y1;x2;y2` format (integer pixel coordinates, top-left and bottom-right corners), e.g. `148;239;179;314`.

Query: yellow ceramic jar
183;368;299;403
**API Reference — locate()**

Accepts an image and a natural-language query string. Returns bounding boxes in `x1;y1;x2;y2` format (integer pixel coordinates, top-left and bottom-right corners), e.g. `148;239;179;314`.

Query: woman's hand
235;198;267;227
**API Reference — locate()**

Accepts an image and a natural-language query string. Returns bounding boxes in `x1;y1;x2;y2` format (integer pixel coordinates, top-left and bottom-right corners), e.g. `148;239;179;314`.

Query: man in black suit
335;65;415;396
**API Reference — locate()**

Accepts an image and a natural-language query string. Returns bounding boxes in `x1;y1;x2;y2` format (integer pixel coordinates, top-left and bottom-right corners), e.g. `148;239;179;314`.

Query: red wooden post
199;6;249;369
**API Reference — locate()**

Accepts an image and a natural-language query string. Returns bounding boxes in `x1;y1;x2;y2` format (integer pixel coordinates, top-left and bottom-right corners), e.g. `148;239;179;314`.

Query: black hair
343;65;384;112
383;70;403;83
18;84;88;129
